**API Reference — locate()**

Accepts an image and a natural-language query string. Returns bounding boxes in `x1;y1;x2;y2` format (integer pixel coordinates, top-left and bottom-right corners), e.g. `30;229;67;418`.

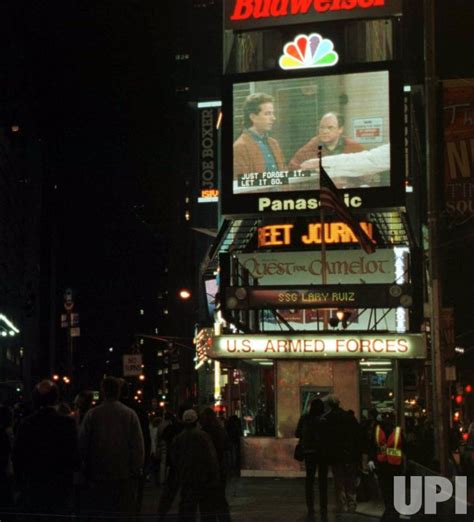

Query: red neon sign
225;0;402;30
231;0;386;21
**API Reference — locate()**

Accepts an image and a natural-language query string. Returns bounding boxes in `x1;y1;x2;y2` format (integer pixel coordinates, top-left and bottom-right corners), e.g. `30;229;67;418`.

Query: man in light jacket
79;376;144;518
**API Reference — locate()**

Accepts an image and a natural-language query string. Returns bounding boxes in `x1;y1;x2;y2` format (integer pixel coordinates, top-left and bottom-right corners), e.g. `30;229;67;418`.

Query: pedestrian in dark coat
226;415;242;476
295;398;329;519
325;395;362;513
201;407;232;522
74;389;94;427
157;402;192;521
172;409;220;522
13;380;80;517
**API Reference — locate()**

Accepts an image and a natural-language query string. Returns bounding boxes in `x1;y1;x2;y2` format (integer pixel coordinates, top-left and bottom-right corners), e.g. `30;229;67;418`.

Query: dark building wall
436;0;474;80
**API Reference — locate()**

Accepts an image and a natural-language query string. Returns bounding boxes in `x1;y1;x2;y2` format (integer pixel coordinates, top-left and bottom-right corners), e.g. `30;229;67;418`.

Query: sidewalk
226;477;383;522
142;476;383;522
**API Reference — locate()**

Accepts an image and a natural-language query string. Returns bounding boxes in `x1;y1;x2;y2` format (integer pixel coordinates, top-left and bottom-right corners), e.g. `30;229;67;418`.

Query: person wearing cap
172;408;220;522
325;395;362;514
13;380;80;516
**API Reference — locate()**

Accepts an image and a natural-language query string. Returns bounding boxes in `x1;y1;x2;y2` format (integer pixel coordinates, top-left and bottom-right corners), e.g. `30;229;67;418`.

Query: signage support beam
424;0;448;475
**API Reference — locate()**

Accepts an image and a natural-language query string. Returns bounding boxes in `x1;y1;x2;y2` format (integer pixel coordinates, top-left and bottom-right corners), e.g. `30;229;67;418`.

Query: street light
178;289;192;300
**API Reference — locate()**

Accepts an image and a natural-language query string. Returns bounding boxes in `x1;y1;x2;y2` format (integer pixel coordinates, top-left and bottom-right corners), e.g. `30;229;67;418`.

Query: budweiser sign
225;0;402;30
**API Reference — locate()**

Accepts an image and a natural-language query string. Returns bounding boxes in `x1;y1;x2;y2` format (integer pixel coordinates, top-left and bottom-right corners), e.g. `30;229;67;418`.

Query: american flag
319;165;376;254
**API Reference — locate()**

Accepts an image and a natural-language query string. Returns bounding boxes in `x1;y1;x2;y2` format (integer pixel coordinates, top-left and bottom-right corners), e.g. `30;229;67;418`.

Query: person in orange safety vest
367;411;404;522
375;422;403;466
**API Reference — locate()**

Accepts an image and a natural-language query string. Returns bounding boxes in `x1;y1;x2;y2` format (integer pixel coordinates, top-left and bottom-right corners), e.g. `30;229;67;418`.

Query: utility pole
424;0;448;475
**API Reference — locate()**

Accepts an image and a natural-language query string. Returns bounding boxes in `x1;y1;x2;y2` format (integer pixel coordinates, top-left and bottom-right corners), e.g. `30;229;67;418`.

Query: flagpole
318;146;328;330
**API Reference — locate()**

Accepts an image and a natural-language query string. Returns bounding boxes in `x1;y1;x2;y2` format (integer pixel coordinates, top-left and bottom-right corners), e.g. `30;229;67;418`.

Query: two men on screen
288;112;365;170
233;95;387;189
233;93;286;179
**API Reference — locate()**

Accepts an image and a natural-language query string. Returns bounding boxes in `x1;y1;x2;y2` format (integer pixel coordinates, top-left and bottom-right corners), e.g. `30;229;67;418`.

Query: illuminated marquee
225;0;402;30
238;249;395;285
258;222;374;247
207;332;425;359
231;0;387;20
224;283;413;309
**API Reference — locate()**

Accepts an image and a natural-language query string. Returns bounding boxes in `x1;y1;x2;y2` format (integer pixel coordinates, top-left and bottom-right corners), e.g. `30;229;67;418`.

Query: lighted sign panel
224;283;413;309
222;64;404;217
204;278;219;317
235;248;406;331
237;249;396;285
224;0;403;31
258;221;374;248
208;333;425;359
443;81;474;223
198;107;220;202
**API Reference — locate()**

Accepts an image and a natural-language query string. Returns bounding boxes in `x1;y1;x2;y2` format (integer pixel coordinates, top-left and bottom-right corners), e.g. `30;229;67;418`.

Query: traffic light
465;384;472;394
452;390;463;425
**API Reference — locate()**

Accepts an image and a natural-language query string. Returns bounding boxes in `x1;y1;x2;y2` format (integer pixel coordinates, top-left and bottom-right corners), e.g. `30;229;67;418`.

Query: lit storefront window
231;361;275;437
359;360;394;417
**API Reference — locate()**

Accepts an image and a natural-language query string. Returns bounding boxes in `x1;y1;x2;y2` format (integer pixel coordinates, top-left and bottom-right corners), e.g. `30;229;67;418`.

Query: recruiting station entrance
200;330;426;476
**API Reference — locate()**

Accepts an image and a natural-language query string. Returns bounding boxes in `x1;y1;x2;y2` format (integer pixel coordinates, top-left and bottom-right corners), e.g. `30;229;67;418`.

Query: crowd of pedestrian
0;376;239;522
1;377;444;522
295;395;410;522
295;396;364;520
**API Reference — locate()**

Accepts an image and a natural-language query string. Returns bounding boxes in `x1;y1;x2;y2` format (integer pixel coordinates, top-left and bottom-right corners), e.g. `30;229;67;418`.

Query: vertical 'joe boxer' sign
199;107;219;201
224;0;403;31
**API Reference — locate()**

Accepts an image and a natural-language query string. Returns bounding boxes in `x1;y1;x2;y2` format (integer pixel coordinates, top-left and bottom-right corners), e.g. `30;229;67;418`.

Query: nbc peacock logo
279;34;339;70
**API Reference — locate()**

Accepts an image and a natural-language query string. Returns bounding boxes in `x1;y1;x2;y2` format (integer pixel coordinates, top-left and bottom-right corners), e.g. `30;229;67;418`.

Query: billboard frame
221;61;405;218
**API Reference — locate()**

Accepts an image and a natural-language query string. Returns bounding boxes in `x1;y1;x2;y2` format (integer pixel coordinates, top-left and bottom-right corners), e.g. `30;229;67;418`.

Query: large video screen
222;65;403;217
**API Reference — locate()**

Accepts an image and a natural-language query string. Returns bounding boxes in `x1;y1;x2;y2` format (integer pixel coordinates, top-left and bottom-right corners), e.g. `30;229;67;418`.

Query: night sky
4;1;179;375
